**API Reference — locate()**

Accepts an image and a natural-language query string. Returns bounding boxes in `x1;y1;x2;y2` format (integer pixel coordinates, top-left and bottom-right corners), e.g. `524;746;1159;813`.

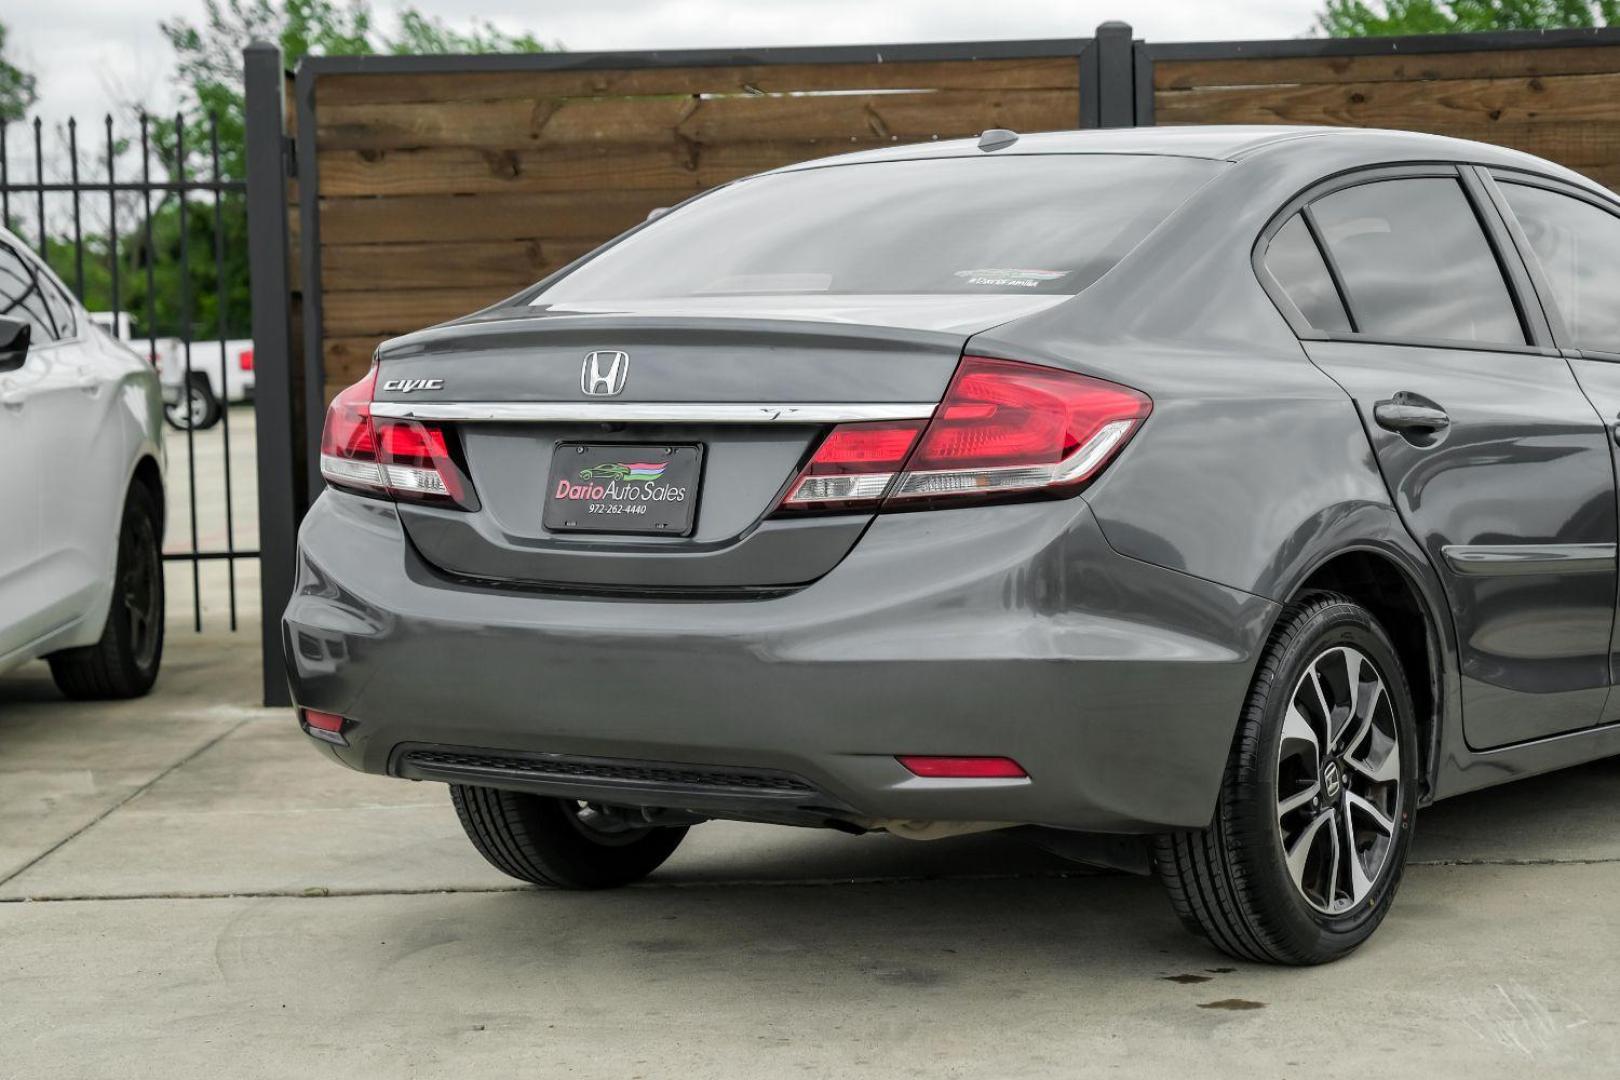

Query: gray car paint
286;125;1620;834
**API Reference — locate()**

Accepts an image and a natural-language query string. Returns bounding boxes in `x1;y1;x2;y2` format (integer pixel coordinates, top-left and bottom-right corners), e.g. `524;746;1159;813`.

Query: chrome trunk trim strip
367;401;938;424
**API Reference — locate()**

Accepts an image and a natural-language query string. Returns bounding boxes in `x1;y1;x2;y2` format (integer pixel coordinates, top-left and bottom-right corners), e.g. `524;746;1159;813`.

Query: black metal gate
0;112;258;634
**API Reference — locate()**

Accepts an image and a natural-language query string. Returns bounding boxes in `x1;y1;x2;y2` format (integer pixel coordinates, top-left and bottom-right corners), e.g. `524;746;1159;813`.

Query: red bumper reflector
896;755;1027;779
302;709;344;732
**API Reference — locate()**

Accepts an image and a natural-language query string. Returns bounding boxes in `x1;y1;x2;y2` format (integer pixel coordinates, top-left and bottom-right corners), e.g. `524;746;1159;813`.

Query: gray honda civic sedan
286;124;1620;964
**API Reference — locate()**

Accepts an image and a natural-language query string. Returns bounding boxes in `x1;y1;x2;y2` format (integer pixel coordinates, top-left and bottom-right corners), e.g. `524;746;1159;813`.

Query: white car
0;231;167;698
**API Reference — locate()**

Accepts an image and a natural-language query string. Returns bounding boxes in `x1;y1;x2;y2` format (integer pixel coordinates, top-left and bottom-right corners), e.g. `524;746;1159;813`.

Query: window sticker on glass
953;269;1071;289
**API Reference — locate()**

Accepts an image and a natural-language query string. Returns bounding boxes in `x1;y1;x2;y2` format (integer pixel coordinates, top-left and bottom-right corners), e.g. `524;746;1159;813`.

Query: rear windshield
529;155;1223;304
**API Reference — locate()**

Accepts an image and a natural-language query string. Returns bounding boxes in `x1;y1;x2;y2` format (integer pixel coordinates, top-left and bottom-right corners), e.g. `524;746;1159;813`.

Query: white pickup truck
88;313;254;430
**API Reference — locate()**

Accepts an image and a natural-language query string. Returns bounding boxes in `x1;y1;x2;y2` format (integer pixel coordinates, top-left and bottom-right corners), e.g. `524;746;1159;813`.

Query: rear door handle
1374;399;1450;434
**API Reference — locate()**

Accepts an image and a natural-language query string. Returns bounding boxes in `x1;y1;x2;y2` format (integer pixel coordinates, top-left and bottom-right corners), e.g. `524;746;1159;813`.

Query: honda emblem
581;351;629;397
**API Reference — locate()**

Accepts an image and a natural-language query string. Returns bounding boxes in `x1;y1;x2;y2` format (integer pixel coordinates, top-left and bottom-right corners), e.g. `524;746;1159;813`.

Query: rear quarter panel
970;151;1430;605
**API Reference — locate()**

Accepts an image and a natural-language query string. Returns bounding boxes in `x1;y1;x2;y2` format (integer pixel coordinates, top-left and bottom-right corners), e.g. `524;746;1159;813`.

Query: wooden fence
294;42;1091;401
1147;32;1620;191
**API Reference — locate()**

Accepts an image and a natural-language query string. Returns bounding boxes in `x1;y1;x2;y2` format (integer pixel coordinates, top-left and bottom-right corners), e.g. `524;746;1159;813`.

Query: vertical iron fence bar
68;119;84;297
140;115;159;417
245;40;299;706
210;116;238;630
105;116;120;323
32;118;44;258
1;123;9;231
176;114;201;631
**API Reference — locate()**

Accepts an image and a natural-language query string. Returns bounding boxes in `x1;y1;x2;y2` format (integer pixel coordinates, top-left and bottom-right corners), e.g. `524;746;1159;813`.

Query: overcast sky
6;0;1321;128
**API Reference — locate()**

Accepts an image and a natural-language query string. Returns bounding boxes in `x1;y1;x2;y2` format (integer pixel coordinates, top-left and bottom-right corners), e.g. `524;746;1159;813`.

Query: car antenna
978;128;1019;152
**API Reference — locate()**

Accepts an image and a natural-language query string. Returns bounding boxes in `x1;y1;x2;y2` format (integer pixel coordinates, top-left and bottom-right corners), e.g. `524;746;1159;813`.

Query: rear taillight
238;347;254;372
319;366;477;510
777;356;1150;514
779;420;925;510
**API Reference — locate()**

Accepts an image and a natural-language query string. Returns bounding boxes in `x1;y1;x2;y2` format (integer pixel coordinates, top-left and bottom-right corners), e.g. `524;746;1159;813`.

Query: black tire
1154;591;1419;965
164;374;221;431
450;785;689;889
48;481;165;700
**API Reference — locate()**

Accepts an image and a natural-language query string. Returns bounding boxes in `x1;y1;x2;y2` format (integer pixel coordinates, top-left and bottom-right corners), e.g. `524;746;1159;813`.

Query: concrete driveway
4;609;1620;1078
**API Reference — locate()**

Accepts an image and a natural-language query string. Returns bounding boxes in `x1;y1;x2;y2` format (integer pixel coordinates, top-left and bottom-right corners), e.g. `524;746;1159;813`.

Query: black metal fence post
1080;21;1143;128
244;41;299;707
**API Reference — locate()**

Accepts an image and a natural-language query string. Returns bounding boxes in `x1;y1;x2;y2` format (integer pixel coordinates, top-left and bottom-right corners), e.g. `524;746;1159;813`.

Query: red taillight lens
302;709;344;732
891;357;1151;502
775;357;1149;515
238;347;254;372
779;420;924;510
300;708;348;746
319;367;476;509
897;755;1028;779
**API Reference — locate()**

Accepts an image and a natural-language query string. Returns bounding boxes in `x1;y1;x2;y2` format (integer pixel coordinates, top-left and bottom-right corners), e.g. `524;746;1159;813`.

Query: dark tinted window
0;241;63;341
1311;178;1523;345
532;155;1223;302
1264;214;1351;332
1501;182;1620;354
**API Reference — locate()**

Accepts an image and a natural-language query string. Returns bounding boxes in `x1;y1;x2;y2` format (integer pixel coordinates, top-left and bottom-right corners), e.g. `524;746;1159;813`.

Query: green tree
158;0;552;179
78;1;554;339
1319;0;1620;35
0;19;38;123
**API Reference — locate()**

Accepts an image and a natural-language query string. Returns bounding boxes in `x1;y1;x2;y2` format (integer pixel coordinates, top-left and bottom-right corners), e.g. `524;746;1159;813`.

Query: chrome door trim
1440;542;1617;576
366;401;938;424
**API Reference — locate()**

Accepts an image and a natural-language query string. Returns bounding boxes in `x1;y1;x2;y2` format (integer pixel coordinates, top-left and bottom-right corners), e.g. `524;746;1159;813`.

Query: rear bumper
284;490;1276;832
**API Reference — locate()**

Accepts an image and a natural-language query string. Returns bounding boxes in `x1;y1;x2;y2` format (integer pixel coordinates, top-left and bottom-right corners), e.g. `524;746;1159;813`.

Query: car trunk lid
370;297;1061;591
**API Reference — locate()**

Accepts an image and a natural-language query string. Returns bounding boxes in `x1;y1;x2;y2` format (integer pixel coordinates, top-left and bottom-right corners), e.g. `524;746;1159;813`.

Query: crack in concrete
1411;856;1620;867
4;856;1614;905
0;718;252;892
2;869;1101;904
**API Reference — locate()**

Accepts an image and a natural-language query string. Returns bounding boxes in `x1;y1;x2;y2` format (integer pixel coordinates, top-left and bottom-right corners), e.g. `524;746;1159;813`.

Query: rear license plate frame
543;442;704;536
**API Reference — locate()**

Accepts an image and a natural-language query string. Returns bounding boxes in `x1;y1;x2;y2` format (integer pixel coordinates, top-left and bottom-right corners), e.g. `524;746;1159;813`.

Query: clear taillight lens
779;420;925;510
776;356;1150;515
319;366;477;510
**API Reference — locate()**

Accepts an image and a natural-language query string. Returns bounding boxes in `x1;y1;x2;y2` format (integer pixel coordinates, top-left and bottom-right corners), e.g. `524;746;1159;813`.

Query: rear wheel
48;481;165;700
1154;592;1418;965
450;785;689;889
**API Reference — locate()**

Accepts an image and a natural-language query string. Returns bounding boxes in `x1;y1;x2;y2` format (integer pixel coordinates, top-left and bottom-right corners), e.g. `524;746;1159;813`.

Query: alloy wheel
1275;645;1402;915
120;510;162;670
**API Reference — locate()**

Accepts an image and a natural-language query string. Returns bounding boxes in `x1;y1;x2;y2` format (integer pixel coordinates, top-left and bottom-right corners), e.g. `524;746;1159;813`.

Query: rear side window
1310;178;1524;346
531;155;1223;302
1500;182;1620;354
0;240;65;341
1264;214;1351;332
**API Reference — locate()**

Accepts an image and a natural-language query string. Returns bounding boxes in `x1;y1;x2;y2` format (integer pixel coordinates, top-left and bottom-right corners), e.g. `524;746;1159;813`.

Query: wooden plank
317;189;700;245
316;57;1081;106
1155;45;1620;90
1153;73;1620;129
324;335;388;385
316;139;878;197
324;286;514;337
314;88;1077;151
321;239;596;291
